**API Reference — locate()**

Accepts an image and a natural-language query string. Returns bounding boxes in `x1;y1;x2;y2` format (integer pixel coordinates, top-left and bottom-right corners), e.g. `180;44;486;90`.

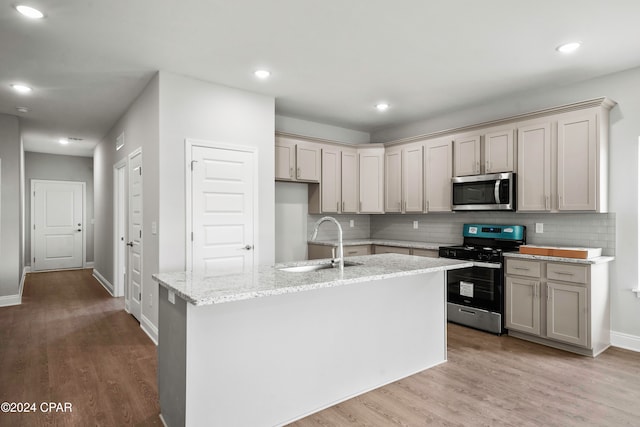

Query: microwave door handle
494;180;501;204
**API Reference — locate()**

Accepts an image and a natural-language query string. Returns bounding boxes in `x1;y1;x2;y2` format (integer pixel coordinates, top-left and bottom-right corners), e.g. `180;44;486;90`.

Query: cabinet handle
486;160;489;172
297;167;301;178
359;201;362;212
554;271;574;276
342;201;345;211
426;200;429;212
533;284;537;298
337;202;339;212
404;201;407;211
347;250;358;255
289;167;293;178
513;266;530;271
545;195;550;210
476;161;480;174
398;201;401;210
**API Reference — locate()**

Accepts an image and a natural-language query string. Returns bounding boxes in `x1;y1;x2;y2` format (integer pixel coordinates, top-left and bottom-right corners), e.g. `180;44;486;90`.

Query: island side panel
184;271;446;426
158;286;187;427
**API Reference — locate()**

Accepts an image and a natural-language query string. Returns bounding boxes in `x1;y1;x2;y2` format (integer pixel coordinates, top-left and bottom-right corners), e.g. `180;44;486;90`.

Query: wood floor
2;270;640;426
0;269;160;427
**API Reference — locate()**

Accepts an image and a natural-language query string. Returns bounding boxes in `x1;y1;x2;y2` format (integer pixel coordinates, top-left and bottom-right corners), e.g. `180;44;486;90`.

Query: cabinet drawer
373;245;411;255
412;248;439;258
506;259;541;278
547;263;588;284
343;245;371;257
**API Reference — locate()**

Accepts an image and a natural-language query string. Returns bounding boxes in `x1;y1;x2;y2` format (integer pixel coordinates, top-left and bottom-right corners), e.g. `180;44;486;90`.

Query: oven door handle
472;261;503;269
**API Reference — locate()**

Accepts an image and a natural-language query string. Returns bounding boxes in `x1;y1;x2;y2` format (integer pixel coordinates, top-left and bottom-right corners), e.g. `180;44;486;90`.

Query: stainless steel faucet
310;216;344;270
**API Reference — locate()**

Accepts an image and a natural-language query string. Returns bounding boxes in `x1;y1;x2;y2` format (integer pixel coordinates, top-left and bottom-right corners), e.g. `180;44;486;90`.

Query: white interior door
128;150;143;321
189;143;256;275
114;161;127;298
32;180;84;271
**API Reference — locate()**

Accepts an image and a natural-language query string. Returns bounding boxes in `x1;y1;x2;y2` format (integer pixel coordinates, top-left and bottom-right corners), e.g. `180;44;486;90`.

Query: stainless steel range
439;224;526;335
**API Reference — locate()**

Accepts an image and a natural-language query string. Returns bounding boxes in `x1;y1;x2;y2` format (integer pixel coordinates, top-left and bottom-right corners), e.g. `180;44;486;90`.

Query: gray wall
0;114;22;298
94;73;160;328
24;152;95;265
372;66;640;339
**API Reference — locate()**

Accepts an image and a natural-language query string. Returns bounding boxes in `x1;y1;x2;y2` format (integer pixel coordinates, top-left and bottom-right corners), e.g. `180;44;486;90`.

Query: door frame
185;138;259;272
30;179;86;271
113;159;127;299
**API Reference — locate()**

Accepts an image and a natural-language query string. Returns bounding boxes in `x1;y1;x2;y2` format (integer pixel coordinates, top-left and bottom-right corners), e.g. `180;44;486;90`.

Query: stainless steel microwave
452;172;516;211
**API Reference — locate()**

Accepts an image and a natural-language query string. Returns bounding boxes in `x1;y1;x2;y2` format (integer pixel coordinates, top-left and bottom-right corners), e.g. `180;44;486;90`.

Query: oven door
446;263;502;313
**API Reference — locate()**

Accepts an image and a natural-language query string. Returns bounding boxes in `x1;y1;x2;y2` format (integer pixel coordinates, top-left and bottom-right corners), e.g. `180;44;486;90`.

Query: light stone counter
309;239;452;250
503;252;614;265
152;253;472;306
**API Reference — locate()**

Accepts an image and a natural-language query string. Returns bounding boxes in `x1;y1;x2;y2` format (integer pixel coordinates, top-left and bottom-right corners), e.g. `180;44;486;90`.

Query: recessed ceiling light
16;106;30;113
15;5;44;19
556;42;581;54
11;83;33;94
254;69;271;79
59;138;69;145
376;103;390;112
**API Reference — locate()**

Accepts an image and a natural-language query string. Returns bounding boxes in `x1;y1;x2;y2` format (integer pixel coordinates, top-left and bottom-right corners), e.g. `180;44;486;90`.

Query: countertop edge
503;253;614;264
308;239;453;250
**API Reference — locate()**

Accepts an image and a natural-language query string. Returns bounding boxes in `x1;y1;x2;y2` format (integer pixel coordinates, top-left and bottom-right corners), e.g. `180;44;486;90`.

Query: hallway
0;269;160;426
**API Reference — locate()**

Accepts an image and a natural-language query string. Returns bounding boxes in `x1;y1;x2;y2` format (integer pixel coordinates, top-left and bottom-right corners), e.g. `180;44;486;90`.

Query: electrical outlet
349;219;354;228
152;221;157;235
413;221;419;229
535;223;544;233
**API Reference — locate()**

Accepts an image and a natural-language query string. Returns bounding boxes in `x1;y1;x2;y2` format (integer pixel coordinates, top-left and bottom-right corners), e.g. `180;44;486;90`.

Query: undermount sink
278;261;361;273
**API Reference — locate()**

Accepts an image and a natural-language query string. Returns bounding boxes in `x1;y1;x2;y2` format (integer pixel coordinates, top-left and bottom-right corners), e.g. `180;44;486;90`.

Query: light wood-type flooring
2;270;640;426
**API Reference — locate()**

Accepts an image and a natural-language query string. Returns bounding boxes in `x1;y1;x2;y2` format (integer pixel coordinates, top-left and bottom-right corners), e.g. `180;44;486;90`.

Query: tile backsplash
308;212;616;256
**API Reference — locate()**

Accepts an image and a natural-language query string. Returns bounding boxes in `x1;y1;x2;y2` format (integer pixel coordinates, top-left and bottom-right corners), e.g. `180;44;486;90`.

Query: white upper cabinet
384;146;403;213
358;146;385;213
275;137;296;181
275;136;321;183
341;148;358;213
384;142;424;213
557;111;598;211
484;128;515;173
424;138;452;212
321;146;341;213
517;121;552;211
453;135;481;176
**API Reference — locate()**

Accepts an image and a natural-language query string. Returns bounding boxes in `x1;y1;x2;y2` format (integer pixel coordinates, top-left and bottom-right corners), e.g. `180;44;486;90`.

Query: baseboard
141;314;158;345
0;294;21;307
92;269;115;297
159;414;168;427
611;331;640;353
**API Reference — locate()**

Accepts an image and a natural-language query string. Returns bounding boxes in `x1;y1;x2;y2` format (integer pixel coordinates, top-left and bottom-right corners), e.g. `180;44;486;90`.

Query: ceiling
2;1;640;157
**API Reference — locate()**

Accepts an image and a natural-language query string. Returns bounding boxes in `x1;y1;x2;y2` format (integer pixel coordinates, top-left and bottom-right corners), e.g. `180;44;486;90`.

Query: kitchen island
152;254;471;427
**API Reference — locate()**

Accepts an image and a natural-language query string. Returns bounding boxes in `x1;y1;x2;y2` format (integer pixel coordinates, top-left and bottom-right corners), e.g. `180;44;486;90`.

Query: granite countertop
152;253;472;306
308;239;454;250
503;252;615;265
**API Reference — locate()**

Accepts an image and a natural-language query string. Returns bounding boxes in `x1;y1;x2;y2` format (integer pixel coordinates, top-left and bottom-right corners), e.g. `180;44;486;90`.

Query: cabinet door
296;142;321;182
321;147;340;213
275;138;296;181
424;138;452;212
485;129;514;173
557;112;597;211
517;122;552;211
341;149;358;213
546;282;588;347
403;143;424;212
453;135;480;176
358;148;384;213
384;148;402;212
505;276;541;335
412;248;439;258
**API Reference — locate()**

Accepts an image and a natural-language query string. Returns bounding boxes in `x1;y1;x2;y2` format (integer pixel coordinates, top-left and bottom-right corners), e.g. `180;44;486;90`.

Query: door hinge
33;224;36;230
190;160;198;171
139;166;142;176
191;232;194;241
33;257;36;263
139;293;141;300
139;230;142;238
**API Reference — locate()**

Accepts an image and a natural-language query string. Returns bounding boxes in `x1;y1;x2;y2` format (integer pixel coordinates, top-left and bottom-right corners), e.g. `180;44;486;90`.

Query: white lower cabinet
505;258;609;356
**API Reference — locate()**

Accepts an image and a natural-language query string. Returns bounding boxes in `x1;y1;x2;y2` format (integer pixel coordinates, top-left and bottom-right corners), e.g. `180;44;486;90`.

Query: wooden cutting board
519;245;602;259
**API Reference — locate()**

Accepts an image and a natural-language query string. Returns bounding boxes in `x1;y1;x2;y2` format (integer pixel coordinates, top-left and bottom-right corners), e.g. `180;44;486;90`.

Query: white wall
274;116;371;262
24;152;95;265
373;66;640;340
0;114;22;299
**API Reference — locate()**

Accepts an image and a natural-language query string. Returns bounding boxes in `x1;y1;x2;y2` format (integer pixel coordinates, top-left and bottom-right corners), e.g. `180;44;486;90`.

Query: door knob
76;229;82;232
242;245;253;250
126;242;134;247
